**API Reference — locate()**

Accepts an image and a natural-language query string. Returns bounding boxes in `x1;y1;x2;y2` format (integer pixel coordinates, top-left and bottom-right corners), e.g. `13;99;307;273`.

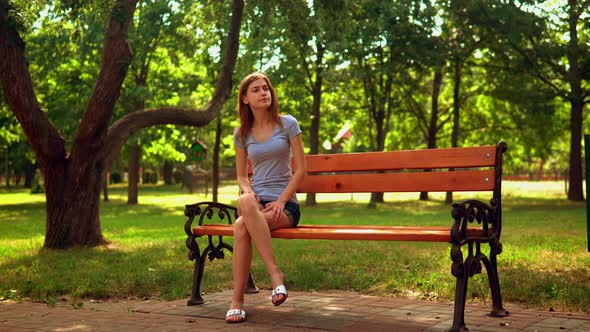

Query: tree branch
0;0;66;163
71;0;138;160
103;0;244;164
104;107;217;163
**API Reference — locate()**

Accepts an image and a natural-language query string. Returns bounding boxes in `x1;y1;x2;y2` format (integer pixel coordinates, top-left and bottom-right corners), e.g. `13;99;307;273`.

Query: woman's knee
238;193;259;215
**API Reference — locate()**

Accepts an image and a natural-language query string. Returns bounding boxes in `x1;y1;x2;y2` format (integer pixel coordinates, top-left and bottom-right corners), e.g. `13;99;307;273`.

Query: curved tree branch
103;107;215;163
103;0;244;164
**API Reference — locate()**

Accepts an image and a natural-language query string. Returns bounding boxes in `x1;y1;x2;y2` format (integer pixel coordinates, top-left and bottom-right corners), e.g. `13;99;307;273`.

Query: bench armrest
450;198;502;247
184;201;239;237
184;201;238;262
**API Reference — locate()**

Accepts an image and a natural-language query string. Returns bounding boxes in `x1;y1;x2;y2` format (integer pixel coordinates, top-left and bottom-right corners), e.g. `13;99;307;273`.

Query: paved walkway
1;290;589;332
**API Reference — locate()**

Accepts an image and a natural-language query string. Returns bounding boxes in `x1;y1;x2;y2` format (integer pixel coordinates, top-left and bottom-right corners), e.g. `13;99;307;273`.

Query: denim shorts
260;200;301;227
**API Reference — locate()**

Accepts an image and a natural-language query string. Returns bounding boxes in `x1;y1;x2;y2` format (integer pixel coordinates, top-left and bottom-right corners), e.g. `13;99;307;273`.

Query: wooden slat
304;146;497;173
247;145;498;175
297;169;495;193
193;224;486;242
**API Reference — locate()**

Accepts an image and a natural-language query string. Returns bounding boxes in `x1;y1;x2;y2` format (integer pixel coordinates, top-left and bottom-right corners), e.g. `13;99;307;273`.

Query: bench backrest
296;142;507;194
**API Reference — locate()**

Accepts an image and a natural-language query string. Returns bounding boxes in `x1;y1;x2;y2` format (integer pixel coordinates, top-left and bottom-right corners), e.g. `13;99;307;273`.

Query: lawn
0;181;588;313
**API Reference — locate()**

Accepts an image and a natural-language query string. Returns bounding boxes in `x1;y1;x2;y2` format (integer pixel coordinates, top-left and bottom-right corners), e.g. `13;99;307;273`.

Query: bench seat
193;224;486;242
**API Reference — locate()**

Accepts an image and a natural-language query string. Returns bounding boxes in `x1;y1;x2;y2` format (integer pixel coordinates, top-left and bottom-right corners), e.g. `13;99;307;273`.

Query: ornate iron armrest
450;198;502;246
184;201;239;262
184;201;238;235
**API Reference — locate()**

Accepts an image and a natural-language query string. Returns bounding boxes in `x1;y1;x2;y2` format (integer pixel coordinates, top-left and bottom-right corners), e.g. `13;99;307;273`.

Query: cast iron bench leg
188;240;259;305
450;243;470;332
188;248;208;305
482;242;509;317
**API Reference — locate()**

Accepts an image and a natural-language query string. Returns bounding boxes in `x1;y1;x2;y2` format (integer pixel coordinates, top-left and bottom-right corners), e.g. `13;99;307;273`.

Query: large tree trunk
43;157;107;248
0;0;244;248
566;0;584;201
568;100;584;201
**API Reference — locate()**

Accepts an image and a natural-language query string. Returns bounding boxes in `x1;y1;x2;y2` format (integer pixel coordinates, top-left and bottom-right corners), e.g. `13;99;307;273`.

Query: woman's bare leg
261;209;292;304
238;194;291;290
228;217;252;318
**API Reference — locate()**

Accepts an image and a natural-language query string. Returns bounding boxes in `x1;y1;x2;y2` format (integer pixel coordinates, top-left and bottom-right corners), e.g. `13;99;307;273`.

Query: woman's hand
263;200;286;221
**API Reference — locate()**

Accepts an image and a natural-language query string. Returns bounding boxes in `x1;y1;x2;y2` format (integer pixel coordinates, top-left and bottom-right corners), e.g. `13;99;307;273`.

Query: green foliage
5;0;42;34
2;0;586;192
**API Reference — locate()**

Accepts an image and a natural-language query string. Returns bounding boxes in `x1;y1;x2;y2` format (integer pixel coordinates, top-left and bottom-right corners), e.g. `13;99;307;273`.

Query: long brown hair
236;72;281;144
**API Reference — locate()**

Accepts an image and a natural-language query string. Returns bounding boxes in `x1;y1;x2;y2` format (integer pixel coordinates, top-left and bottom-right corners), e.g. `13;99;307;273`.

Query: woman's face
243;78;272;111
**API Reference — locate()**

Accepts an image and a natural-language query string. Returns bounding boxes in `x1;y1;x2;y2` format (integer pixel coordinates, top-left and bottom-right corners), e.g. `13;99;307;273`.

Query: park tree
0;0;244;248
123;0;182;205
120;0;220;203
276;0;347;206
441;0;486;204
466;0;589;201
344;1;437;204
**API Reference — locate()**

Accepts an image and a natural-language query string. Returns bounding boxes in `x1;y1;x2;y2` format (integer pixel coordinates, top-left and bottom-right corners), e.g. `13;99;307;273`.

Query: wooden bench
183;142;509;332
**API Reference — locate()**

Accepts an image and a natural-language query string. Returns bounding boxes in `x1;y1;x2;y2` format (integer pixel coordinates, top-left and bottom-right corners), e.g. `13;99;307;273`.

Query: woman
226;72;306;323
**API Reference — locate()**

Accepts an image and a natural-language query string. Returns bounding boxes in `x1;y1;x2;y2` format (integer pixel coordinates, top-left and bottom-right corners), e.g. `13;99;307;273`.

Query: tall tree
444;0;482;204
122;0;195;204
277;0;346;206
467;0;589;201
0;0;244;248
345;1;437;204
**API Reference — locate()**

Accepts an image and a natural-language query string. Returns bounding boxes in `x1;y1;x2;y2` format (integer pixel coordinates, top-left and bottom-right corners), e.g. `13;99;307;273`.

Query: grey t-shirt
234;114;302;203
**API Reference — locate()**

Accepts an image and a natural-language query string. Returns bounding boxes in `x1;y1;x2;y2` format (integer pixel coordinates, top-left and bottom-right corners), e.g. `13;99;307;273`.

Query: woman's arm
276;134;306;205
235;145;256;198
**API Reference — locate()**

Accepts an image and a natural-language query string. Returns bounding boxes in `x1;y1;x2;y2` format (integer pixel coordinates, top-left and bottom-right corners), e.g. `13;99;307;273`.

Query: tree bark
103;175;109;202
420;69;443;201
4;149;8;187
305;41;324;207
24;159;36;188
163;160;173;184
212;111;222;202
128;144;140;204
566;0;584;201
446;61;462;204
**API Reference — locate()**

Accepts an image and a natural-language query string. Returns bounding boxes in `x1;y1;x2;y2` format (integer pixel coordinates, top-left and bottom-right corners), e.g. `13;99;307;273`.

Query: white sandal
271;284;288;306
225;309;246;323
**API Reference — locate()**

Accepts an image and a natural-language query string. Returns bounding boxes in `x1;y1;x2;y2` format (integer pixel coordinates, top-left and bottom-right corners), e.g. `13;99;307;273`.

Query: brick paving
1;290;590;331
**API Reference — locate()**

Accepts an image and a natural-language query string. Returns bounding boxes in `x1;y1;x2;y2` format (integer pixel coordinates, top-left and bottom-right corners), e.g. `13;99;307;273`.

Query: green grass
0;181;588;314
